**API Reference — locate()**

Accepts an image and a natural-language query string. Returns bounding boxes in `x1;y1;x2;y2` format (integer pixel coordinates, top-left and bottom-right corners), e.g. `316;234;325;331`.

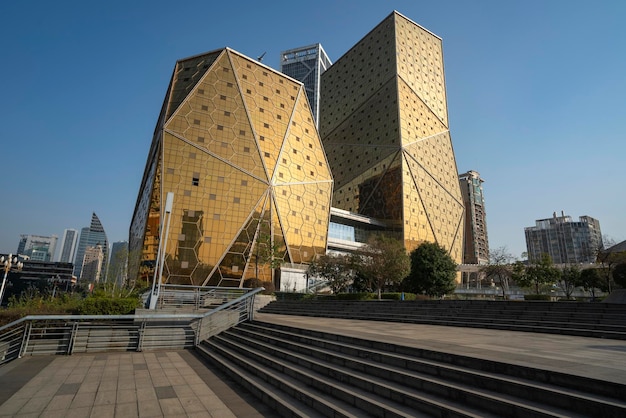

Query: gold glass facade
319;11;464;262
130;48;333;287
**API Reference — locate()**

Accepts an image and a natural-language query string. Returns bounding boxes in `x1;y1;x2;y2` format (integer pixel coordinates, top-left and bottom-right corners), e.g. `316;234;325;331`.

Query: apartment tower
459;170;489;264
319;11;464;262
130;48;333;287
525;213;602;264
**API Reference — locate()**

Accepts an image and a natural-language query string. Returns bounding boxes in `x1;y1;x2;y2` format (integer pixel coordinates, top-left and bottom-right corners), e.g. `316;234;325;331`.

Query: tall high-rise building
130;47;333;288
73;213;109;280
81;244;104;283
319;11;464;262
16;234;58;262
280;44;332;128
57;228;78;263
108;241;128;287
459;170;489;265
525;213;603;264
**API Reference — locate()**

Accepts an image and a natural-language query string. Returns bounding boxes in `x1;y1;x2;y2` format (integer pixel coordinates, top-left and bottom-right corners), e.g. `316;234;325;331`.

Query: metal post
20;322;32;358
150;192;174;309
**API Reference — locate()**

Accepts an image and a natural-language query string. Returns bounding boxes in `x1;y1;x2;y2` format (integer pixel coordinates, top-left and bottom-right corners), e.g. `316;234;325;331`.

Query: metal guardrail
0;287;263;367
153;284;250;309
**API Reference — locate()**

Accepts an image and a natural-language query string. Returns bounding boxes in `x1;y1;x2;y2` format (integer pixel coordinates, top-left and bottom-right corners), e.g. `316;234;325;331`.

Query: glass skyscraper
58;228;78;263
73;213;109;281
280;44;331;128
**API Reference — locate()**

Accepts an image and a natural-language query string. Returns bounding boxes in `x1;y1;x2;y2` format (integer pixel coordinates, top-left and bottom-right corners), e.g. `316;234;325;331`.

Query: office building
58;228;79;263
280;44;332;128
130;48;333;288
73;213;109;281
525;212;603;264
1;257;74;303
459;170;489;265
16;234;58;262
81;244;104;283
319;11;464;262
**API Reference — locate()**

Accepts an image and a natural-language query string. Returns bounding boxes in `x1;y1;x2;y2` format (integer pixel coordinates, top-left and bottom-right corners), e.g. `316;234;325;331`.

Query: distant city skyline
1;1;625;260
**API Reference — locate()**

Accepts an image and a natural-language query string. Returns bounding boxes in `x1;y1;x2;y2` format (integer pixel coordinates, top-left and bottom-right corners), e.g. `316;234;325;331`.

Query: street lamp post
0;253;24;307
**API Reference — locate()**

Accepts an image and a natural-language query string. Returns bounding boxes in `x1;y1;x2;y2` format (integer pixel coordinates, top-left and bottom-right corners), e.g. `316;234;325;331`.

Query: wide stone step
223;327;583;417
207;331;487;417
196;340;361;417
259;301;626;340
238;322;626;416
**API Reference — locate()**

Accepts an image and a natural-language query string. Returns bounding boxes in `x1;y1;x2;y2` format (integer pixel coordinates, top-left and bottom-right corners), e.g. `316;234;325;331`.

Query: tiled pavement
2;314;626;417
0;350;277;418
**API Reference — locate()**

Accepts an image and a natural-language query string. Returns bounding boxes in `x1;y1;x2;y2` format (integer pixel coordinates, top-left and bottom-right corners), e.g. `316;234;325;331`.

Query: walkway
1;314;625;417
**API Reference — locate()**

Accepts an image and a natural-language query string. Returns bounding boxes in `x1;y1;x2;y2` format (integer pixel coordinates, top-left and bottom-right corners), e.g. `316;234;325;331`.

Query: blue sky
1;0;624;260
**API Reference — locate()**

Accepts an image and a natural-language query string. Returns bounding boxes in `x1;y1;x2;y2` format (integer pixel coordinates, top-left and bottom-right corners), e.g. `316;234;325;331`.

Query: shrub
243;278;263;288
335;292;375;300
274;291;307;301
380;292;417;301
75;296;140;315
524;294;551;301
260;281;275;295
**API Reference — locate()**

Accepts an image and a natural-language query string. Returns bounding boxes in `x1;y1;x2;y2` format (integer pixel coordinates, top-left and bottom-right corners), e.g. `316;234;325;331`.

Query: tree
613;263;626;288
513;254;560;295
403;242;457;298
106;244;129;295
254;232;285;289
557;265;581;300
307;253;354;294
356;235;410;300
579;268;603;301
596;236;626;293
480;246;514;299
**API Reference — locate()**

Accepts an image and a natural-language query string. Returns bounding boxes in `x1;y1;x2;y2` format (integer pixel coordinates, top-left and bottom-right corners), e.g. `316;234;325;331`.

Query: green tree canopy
403;242;457;298
613;263;626;288
480;246;514;299
513;254;560;295
356;235;410;300
579;268;603;301
558;265;581;299
307;253;355;294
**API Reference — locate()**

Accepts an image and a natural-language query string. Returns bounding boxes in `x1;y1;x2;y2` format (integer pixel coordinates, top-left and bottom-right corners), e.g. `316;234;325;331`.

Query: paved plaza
1;314;626;417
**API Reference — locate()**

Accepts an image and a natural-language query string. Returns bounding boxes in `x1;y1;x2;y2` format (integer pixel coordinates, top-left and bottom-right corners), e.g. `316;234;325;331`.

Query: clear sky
1;0;624;260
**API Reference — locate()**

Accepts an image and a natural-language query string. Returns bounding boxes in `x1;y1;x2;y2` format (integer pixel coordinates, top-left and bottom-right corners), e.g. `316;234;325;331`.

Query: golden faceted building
130;48;333;287
319;11;464;262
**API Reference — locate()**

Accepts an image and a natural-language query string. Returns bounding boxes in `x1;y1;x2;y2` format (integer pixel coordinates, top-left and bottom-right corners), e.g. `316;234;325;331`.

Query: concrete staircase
197;320;626;417
258;299;626;340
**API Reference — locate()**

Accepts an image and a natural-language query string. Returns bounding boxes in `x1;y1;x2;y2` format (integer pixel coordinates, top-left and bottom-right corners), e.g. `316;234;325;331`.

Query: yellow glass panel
166;50;223;121
160;133;269;285
165;52;266;181
229;51;297;179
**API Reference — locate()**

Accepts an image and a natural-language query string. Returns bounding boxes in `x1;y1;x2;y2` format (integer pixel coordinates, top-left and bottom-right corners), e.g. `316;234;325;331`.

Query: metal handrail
0;287;264;366
148;284;252;309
